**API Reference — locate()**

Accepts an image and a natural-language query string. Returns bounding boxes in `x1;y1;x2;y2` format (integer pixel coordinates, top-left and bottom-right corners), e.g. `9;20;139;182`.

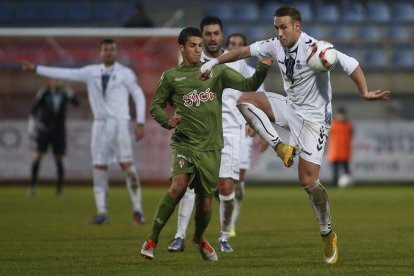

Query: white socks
305;180;332;235
124;166;143;213
237;103;281;149
93;168;109;214
231;181;245;231
219;192;235;242
175;188;195;239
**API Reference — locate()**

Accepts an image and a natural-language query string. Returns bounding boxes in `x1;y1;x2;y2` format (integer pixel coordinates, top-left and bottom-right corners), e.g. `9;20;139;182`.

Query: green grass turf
1;185;414;275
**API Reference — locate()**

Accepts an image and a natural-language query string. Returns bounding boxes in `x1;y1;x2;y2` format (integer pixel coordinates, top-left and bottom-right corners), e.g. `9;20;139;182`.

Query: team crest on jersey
295;60;302;70
183;88;216;107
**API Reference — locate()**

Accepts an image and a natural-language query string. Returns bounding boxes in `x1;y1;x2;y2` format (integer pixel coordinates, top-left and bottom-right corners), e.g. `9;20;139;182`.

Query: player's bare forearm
350;65;390;101
218;46;251;64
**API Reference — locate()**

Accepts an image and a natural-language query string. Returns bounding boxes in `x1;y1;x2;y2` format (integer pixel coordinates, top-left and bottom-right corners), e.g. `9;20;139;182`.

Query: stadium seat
363;49;387;70
66;2;92;23
245;25;268;41
233;3;259;22
116;2;136;22
94;1;117;21
0;2;13;23
260;1;283;22
392;50;414;70
342;2;365;22
392;2;414;23
367;2;391;22
15;2;38;22
304;25;328;40
315;3;339;23
331;25;354;42
293;2;312;22
41;2;66;23
206;3;233;21
387;26;410;42
359;25;383;41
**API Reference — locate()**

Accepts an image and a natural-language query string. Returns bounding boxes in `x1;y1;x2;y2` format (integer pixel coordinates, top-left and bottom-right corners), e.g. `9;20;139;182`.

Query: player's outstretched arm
350;65;390;101
198;46;251;80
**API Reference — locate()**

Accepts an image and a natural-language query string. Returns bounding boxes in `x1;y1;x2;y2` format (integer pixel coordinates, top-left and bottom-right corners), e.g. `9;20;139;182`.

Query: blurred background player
22;38;147;225
140;27;269;261
168;17;269;253
200;6;390;264
225;33;270;238
28;79;79;197
327;107;353;187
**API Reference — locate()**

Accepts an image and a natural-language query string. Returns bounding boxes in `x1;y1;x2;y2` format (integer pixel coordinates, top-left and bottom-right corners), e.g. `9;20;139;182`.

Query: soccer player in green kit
140;27;271;261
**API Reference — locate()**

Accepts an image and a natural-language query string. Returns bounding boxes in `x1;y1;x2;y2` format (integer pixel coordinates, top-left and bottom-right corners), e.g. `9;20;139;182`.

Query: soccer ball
306;40;337;73
338;174;354;188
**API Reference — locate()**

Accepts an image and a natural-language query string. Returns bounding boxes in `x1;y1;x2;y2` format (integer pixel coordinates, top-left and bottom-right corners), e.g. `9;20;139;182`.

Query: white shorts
240;125;253;170
219;134;240;180
265;92;330;165
91;119;133;165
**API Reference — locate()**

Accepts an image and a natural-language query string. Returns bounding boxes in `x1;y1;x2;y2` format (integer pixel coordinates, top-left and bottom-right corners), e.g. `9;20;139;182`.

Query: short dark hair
225;33;248;48
199;15;223;32
273;6;302;22
178;27;202;45
100;38;115;46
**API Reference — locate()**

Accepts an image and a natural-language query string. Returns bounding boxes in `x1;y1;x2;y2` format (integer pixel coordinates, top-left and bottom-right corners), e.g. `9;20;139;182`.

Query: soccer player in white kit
200;6;390;264
22;39;147;225
167;16;269;253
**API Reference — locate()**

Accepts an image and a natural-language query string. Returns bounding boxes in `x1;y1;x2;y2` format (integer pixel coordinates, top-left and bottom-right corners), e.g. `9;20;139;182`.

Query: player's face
202;24;224;56
180;36;203;65
100;43;117;66
274;16;301;48
227;36;246;50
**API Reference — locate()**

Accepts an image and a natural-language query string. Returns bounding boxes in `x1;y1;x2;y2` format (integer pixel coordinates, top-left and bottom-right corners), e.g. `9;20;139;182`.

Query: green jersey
150;61;269;151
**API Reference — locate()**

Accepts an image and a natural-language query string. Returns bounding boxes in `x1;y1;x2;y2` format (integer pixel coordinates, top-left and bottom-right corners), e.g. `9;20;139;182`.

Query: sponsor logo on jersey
183;88;216;107
175;76;187;81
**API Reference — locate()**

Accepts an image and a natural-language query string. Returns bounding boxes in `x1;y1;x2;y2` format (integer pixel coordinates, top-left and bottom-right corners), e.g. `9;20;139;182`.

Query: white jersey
37;62;146;124
201;50;262;135
250;32;358;125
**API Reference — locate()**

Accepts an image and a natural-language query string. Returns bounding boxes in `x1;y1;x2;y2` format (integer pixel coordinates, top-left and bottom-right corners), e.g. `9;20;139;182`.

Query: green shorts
171;145;221;197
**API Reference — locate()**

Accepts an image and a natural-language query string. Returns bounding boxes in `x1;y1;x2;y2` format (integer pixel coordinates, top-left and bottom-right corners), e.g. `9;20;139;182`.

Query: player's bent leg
218;178;235;252
237;96;296;167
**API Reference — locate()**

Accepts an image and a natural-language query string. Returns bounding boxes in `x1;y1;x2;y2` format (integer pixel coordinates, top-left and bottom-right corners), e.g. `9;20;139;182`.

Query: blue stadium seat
15;2;38;22
260;1;283;22
0;2;13;23
387;26;410;42
359;26;383;41
331;25;354;42
294;2;312;22
392;2;414;23
116;2;136;21
206;3;233;21
367;2;391;22
392;50;414;70
41;2;66;23
363;49;387;70
245;25;268;41
233;3;259;22
94;1;117;21
66;2;91;23
304;25;328;39
342;2;365;22
315;3;339;23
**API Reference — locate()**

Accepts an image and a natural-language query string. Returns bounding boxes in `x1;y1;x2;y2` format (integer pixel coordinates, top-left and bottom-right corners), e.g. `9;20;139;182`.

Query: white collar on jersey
201;49;226;62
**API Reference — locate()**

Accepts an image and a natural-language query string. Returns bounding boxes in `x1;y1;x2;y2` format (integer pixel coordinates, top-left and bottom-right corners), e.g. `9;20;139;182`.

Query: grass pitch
1;185;414;275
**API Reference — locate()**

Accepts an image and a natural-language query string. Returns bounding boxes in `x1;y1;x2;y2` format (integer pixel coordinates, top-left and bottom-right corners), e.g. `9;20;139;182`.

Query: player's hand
245;125;256;137
134;124;144;141
258;57;273;66
257;138;269;152
168;115;182;128
21;61;36;72
198;58;219;80
363;90;390;101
